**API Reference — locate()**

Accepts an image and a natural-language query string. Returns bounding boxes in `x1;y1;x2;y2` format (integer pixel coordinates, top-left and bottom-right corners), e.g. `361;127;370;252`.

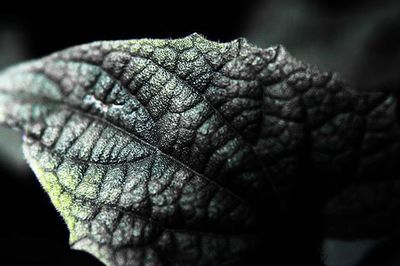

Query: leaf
0;33;399;265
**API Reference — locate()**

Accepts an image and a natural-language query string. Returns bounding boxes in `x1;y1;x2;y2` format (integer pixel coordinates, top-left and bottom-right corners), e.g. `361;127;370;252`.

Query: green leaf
0;33;399;265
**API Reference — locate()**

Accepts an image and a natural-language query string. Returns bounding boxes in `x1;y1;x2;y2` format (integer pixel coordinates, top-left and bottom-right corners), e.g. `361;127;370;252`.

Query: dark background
0;1;400;265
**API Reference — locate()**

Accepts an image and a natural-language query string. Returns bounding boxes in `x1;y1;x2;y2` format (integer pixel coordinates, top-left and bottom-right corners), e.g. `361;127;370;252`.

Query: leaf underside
0;33;399;265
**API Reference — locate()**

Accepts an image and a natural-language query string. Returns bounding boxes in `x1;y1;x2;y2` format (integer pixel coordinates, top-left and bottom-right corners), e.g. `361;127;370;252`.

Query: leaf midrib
0;85;248;207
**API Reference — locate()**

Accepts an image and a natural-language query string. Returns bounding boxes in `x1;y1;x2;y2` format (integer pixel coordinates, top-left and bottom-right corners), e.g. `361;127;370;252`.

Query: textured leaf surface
1;33;400;265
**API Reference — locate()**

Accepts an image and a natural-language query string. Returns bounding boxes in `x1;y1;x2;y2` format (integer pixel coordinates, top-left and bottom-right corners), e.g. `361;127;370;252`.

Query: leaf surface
1;33;400;265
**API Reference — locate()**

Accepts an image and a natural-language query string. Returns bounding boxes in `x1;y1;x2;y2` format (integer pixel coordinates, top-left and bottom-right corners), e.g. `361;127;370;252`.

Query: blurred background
0;1;399;265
